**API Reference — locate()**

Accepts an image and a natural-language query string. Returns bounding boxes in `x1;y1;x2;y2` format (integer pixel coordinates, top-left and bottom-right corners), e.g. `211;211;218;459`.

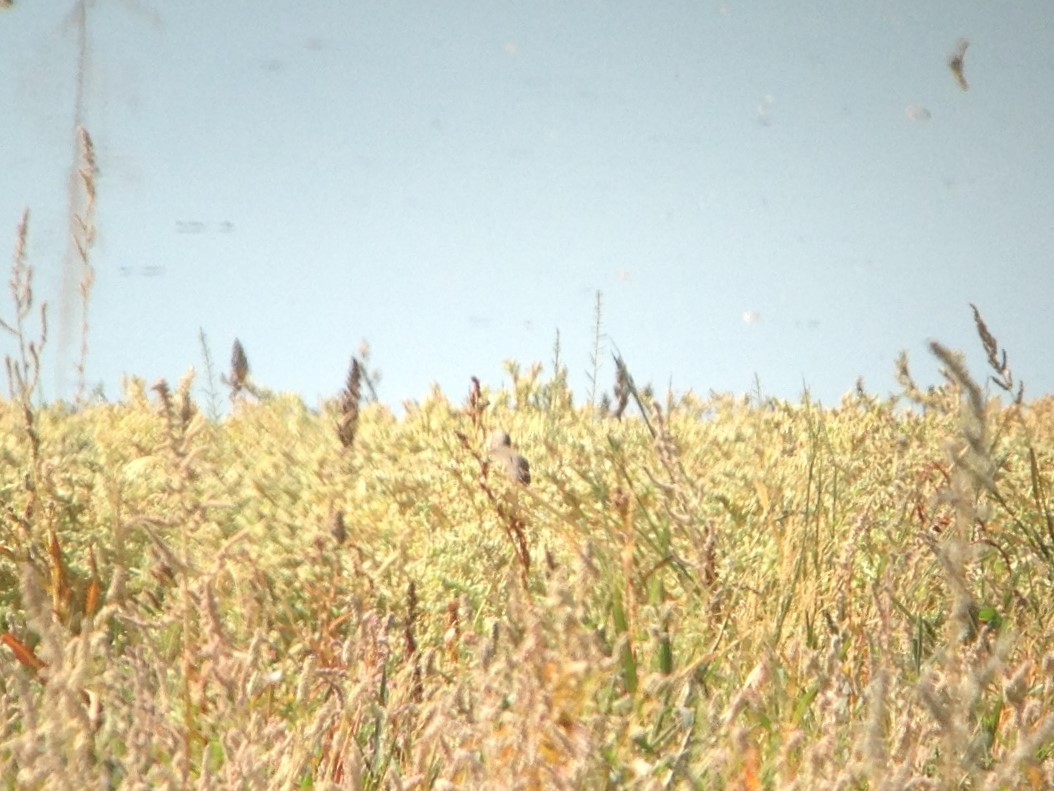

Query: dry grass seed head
229;338;249;395
337;356;362;449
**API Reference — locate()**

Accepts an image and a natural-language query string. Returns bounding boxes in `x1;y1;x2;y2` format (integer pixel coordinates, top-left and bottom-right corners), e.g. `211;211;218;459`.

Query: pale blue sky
2;2;1052;408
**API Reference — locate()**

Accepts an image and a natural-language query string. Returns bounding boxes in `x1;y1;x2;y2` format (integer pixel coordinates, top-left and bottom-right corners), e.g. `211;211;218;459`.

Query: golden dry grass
2;311;1054;789
3;125;1054;786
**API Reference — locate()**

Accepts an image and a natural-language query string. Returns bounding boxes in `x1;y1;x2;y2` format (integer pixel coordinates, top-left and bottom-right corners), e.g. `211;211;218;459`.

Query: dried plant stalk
337;357;362;449
614;358;630;419
74;126;98;404
229;339;249;397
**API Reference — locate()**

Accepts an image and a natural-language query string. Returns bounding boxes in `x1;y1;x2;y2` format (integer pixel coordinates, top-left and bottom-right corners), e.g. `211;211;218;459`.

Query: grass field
3;136;1054;788
3;230;1054;789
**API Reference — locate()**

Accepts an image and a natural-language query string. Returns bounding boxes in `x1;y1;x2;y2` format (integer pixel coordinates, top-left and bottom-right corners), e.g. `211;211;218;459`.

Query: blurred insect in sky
948;39;970;91
119;265;167;278
905;104;932;123
756;94;775;126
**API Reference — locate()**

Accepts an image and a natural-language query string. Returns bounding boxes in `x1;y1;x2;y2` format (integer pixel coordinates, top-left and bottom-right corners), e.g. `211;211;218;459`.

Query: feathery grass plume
55;1;96;397
929;340;993;488
750;372;765;406
2;209;48;405
647;395;718;596
197;328;222;419
405;580;423;702
540;328;573;414
613;356;630;419
612;353;655;437
587;289;604;406
329;508;347;545
229;338;249;398
970;303;1022;401
894;350;923;403
444;599;465;684
337;356;362;449
354;339;381;403
552;327;562;378
149;373;197;443
73;126;98;404
466;375;488;438
3;211;47;483
176;367;196;430
507;360;547;412
152;378;173;423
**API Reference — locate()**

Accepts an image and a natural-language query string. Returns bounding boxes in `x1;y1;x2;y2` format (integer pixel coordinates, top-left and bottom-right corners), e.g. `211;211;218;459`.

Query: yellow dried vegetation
2;223;1054;787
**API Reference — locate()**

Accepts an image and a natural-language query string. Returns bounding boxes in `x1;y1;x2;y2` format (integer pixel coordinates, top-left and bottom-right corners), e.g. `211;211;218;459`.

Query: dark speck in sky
948;39;970;91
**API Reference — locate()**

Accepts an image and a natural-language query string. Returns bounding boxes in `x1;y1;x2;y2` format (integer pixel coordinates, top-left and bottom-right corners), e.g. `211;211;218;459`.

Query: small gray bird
489;430;531;485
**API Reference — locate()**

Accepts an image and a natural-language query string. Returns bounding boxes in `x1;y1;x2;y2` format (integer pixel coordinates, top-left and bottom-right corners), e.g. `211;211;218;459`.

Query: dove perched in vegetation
489;430;531;485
